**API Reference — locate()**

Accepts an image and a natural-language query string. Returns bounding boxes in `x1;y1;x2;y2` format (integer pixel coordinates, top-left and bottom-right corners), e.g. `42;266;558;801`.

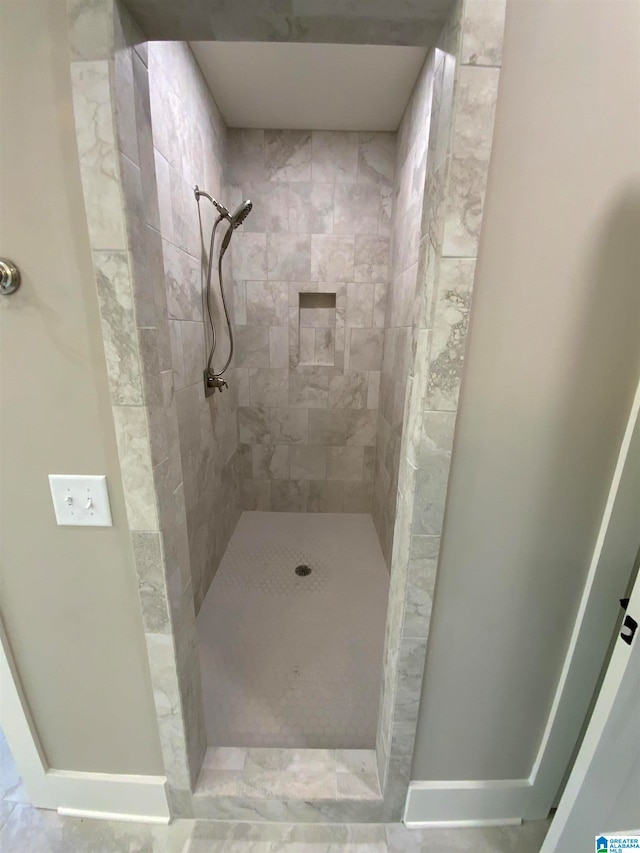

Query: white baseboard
48;769;170;823
404;779;531;827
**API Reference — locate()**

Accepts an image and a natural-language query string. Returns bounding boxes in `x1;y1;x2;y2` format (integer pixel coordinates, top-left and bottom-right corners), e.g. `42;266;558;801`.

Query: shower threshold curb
192;747;386;822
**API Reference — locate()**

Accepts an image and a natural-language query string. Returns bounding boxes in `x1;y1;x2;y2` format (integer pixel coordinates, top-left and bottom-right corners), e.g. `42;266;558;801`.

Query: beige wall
412;0;640;780
0;0;163;775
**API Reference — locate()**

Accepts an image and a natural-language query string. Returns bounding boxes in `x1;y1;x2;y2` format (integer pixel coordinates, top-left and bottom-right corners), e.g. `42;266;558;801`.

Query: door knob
0;259;20;295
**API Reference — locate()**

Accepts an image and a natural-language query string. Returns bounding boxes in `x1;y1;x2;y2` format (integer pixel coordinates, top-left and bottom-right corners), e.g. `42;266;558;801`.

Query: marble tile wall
123;0;452;46
67;0;505;824
68;0;208;811
229;130;394;514
147;42;242;613
373;0;506;809
373;52;436;567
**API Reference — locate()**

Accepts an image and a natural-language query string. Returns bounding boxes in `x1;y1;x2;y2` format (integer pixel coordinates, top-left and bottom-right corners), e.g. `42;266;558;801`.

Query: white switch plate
48;474;113;527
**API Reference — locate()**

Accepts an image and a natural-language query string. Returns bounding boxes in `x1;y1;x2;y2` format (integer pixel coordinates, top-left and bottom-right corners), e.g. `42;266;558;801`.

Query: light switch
48;475;113;527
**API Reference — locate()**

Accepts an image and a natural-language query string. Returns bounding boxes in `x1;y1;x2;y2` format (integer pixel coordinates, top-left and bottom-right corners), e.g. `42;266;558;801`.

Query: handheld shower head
220;200;252;255
230;200;253;229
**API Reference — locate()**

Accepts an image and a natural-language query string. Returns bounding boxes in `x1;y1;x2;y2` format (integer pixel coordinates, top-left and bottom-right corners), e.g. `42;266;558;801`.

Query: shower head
220;200;253;256
230;199;252;229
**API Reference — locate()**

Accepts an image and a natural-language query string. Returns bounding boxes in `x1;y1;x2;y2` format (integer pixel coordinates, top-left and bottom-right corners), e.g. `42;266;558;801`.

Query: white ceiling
189;42;427;132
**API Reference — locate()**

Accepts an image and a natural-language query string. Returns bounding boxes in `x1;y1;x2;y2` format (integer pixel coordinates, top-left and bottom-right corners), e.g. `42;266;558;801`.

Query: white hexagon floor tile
197;512;389;749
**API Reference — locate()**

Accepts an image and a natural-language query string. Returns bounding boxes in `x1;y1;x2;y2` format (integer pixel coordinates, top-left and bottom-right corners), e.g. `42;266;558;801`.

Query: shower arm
194;185;229;221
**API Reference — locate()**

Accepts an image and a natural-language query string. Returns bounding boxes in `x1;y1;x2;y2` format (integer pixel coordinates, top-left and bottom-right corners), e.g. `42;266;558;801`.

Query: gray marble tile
267;234;311;281
270;479;309;512
244;748;336;775
299;326;316;365
229;129;265;183
289;372;330;408
175;384;201;451
132;531;170;633
202;747;248;771
242;478;272;510
248;368;289;407
346;283;375;328
93;250;144;406
271;407;309;444
308;408;347;446
245;281;289;326
328;370;368;409
394;637;428;727
252;445;290;480
404;536;439;639
368;371;381;409
311;130;359;184
71;61;127;250
67;0;113;61
0;732;26;804
131;222;164;330
307;479;345;513
163;242;200;322
354;235;390;283
0;802;15;833
112;405;159;530
315;327;335;365
0;803;195;853
349;328;384;371
412;410;456;536
442;66;500;257
114;47;138;165
289;183;334;234
145;632;191;789
269;325;290;368
132;55;159;231
235;326;271;368
155;150;174;243
180;320;206;388
239;406;271;445
290;446;327;480
169;320;186;390
231;232;268;280
345;410;378;446
337;770;382;799
386;820;551;852
233;280;247;325
427;258;475;411
327;446;364;482
311;235;355;282
265;130;311;182
169;168;198;259
235;367;251;405
240;181;289;233
358;132;396;186
379;184;393;238
334;184;381;235
342;481;373;512
461;0;506;67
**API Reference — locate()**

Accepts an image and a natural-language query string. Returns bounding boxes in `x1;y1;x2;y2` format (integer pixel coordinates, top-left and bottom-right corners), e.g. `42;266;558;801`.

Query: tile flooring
0;728;552;851
197;512;390;748
196;747;381;800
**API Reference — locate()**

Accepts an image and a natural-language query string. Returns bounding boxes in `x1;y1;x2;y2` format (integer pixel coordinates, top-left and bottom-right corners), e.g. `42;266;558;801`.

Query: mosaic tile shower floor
197;512;389;748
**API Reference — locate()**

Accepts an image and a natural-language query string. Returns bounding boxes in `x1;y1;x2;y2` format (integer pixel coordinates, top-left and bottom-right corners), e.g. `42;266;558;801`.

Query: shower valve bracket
204;368;227;397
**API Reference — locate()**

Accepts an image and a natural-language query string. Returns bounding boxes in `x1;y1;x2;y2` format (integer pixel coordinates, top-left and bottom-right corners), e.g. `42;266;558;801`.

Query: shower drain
295;564;312;577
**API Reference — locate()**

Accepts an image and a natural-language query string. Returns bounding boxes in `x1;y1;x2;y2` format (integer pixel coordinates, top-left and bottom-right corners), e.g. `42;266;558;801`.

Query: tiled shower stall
68;0;505;822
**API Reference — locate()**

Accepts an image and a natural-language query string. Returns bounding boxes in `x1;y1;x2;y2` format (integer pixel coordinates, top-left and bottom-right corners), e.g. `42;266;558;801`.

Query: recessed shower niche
69;0;505;823
298;291;338;366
